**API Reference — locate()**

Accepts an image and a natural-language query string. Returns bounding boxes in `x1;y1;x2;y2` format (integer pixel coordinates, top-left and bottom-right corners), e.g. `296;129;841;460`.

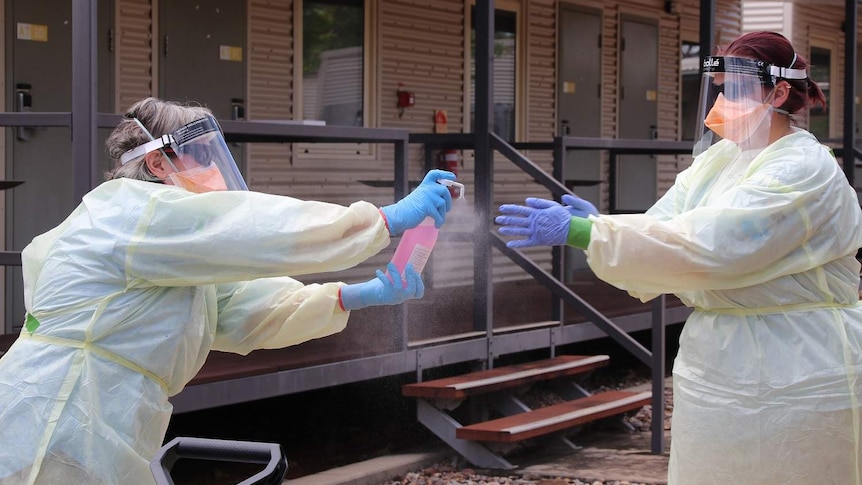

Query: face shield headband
692;56;808;156
120;115;248;193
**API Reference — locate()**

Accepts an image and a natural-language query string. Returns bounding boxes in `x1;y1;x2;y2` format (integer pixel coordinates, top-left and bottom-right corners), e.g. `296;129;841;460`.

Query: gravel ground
383;464;665;485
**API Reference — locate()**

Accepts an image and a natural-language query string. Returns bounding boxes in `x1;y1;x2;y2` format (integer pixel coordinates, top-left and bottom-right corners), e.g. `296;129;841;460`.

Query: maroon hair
719;31;827;113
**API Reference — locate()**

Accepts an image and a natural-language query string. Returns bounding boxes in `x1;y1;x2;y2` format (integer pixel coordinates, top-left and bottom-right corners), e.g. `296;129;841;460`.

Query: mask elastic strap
765;79;791;117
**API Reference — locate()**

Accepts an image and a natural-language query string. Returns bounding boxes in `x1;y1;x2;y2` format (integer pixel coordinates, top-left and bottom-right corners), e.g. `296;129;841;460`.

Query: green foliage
303;1;364;76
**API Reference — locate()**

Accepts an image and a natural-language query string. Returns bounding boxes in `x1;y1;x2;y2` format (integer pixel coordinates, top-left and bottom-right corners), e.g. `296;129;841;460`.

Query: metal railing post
551;137;565;335
651;295;666;454
72;0;99;201
394;137;410;350
474;0;495;367
608;151;618;213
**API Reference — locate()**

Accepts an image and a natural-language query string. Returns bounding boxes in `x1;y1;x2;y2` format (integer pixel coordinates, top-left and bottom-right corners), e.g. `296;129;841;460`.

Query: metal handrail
413;132;685;453
490;232;651;364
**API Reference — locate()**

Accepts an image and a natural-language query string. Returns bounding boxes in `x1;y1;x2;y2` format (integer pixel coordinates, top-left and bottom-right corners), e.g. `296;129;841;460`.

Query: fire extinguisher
437;149;460;197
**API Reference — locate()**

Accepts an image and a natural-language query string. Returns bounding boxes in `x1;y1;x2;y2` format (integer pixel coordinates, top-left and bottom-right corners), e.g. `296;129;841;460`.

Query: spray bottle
390;179;465;276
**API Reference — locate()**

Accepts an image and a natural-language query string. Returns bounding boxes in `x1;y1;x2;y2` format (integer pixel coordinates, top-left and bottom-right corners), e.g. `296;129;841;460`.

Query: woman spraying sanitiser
0;97;457;484
497;32;862;484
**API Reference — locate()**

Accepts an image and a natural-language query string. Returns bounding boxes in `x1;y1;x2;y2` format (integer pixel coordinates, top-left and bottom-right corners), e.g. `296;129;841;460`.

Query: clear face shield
692;56;806;157
120;115;248;193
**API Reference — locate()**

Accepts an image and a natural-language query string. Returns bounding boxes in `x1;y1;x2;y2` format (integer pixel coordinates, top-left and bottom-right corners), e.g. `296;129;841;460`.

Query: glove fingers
422;169;457;186
506;239;536;248
430;202;446;228
386;263;404;289
419;185;451;228
495;215;530;227
498;204;534;217
562;194;598;216
525;197;558;209
375;268;390;287
403;263;419;297
435;189;451;222
498;226;533;237
413;272;425;298
429;184;453;213
561;194;579;206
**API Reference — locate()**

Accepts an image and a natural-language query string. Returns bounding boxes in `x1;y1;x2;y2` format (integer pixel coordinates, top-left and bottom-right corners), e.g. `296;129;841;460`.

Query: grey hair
104;97;214;182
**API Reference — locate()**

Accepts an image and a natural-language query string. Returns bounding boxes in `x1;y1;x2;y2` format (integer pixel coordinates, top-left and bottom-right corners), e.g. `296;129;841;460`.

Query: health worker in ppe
496;31;862;484
0;96;457;485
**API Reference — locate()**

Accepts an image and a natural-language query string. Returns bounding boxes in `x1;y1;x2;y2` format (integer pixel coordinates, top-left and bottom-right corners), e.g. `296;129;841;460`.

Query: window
808;46;831;140
470;7;518;141
301;0;364;126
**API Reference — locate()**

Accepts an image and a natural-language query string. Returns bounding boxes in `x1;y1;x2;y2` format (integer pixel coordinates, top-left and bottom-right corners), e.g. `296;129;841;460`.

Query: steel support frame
473;0;495;355
416;399;514;469
651;295;666;454
72;0;100;201
414;377;597;469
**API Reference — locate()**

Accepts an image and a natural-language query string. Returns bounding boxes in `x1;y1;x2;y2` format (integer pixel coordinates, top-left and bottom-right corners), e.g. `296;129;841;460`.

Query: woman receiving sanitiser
497;31;862;484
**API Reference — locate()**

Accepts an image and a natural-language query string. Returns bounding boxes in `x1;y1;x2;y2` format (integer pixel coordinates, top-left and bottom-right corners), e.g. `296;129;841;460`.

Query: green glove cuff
566;217;593;249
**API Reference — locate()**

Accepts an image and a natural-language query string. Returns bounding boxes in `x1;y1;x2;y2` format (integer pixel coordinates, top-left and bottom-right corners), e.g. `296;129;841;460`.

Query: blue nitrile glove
561;194;598;218
380;169;456;235
496;197;573;248
339;263;425;311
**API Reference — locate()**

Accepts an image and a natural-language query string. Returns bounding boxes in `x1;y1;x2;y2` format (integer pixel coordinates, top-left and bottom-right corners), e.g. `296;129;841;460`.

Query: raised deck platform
0;271;689;413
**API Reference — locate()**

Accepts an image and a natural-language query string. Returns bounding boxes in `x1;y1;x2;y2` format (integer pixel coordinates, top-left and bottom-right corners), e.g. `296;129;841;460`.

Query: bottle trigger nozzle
438;179;465;199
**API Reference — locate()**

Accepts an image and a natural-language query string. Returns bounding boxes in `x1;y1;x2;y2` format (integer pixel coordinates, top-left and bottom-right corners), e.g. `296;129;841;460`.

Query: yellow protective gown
585;130;862;484
0;178;390;484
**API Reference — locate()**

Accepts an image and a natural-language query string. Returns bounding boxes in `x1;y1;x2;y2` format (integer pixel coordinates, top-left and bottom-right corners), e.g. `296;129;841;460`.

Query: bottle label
407;244;433;274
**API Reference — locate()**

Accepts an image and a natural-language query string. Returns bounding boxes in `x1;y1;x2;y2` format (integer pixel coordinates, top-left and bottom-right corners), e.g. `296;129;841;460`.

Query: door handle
16;83;33;142
231;98;245;120
649;124;658;159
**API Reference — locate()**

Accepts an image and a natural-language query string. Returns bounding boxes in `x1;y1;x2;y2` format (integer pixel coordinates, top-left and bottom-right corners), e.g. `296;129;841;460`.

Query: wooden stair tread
402;355;609;400
455;390;651;443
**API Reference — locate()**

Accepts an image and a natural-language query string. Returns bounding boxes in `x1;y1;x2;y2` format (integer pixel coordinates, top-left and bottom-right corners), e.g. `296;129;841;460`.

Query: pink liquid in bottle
391;217;439;276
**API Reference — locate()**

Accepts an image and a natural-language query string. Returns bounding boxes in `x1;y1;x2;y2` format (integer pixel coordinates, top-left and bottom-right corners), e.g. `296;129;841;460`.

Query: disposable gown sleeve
212;277;348;355
121;186;390;286
585;141;862;299
644;165;692;220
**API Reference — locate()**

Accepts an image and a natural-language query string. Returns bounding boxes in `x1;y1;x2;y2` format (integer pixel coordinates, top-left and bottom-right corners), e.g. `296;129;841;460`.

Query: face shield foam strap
703;56;808;86
768;65;807;81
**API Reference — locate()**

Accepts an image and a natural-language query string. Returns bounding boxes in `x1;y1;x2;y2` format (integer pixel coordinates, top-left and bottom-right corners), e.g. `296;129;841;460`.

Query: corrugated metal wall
246;0;293;196
116;0;154;108
741;1;787;33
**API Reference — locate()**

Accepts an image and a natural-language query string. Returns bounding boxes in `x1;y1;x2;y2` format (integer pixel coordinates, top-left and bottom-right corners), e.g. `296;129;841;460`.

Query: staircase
402;354;651;469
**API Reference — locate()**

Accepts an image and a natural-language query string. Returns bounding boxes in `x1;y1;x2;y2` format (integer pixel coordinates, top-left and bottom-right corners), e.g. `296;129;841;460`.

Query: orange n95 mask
704;93;771;144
